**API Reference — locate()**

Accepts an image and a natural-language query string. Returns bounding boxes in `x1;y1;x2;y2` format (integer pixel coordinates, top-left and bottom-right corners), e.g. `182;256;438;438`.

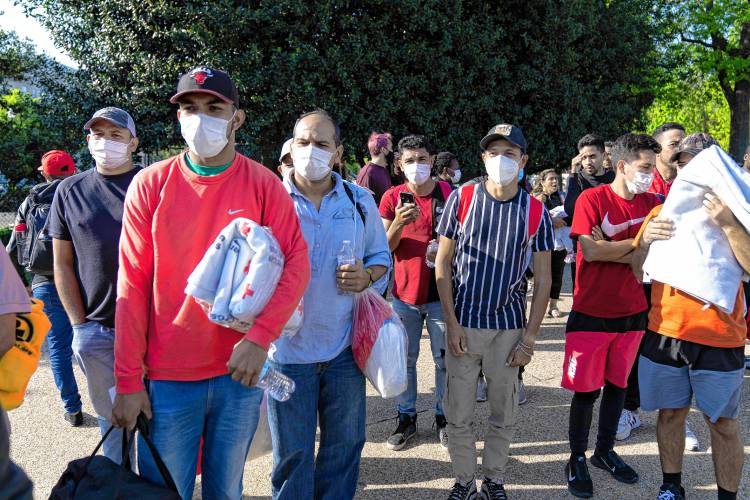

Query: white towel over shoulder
185;218;285;332
643;146;750;312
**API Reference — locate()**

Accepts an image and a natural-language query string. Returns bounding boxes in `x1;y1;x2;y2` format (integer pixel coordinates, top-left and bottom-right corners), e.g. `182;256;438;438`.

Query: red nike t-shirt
570;185;661;318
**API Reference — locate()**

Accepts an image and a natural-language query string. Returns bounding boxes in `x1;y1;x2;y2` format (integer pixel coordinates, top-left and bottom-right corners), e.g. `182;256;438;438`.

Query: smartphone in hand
399;191;415;206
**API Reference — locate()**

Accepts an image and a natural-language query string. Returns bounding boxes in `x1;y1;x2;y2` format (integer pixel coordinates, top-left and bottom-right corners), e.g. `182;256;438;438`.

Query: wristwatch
366;268;374;287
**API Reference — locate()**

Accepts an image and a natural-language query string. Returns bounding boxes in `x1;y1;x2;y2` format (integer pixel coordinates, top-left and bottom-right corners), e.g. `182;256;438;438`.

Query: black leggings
550;250;567;300
569;381;627;455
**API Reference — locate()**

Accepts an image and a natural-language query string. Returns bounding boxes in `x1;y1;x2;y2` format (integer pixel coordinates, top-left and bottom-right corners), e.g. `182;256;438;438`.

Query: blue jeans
32;282;81;414
392;299;446;417
138;375;263;500
268;347;365;500
71;321;124;464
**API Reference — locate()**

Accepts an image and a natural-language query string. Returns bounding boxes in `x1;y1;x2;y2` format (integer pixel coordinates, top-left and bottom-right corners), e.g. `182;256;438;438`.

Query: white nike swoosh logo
227;209;245;215
601;213;645;238
569;472;576;482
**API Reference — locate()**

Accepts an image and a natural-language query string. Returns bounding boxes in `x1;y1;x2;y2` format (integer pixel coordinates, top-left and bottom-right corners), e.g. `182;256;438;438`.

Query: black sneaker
566;455;593;498
64;411;83;427
591;449;639;484
480;478;507;499
435;414;449;450
447;479;477;500
386;413;417;451
657;483;685;500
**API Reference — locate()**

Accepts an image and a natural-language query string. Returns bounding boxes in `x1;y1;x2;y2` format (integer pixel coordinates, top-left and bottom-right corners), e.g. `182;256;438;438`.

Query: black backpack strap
342;181;366;225
431;182;448;240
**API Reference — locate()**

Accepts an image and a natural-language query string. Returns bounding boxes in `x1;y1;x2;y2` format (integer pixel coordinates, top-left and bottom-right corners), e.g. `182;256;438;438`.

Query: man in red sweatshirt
111;66;310;499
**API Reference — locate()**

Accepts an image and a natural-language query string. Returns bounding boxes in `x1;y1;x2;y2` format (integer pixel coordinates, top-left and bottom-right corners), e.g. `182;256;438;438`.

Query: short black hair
435;151;457;174
397;134;435;155
604;141;614;149
745;144;750;155
294;108;341;145
611;133;662;167
652;122;685;140
577;133;605;153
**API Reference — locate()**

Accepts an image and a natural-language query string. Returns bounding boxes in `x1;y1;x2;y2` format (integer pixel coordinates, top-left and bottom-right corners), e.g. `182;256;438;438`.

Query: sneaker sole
566;484;593;499
385;432;416;451
565;464;593;498
590;455;639;484
615;428;631;441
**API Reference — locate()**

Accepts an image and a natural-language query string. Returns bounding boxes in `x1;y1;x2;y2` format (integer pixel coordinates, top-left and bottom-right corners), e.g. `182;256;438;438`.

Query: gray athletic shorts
638;330;744;422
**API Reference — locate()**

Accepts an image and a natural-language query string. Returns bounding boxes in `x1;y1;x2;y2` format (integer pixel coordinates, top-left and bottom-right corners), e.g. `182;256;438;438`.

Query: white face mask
294;145;333;181
179;112;234;158
88;137;132;170
451;169;462;184
625;167;653;194
484;154;519;186
403;163;431;185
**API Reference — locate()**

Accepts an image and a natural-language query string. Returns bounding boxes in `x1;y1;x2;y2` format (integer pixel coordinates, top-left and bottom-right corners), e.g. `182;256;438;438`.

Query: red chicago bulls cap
38;150;75;177
170;66;240;107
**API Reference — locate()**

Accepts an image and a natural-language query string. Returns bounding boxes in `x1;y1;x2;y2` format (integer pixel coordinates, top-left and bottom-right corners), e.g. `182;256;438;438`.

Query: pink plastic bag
352;288;408;398
352;288;394;370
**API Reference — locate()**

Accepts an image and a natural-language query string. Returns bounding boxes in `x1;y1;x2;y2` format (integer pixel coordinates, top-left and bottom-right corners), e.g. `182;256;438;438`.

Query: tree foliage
0;28;39;84
0;89;80;207
643;75;730;148
21;0;661;174
659;0;750;160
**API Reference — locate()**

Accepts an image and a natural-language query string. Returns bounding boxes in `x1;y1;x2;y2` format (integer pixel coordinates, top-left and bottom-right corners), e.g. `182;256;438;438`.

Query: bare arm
723;224;750;274
382;218;403;252
578;234;634;263
0;313;15;358
53;239;87;326
525;251;551;343
435;235;467;357
631;216;675;282
704;193;750;274
382;203;419;252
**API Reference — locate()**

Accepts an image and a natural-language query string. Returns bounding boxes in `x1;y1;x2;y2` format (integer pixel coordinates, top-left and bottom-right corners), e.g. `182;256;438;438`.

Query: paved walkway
8;271;750;498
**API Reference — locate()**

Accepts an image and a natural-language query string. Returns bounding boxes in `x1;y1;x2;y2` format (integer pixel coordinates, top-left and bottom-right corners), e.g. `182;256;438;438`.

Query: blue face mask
518;169;524;182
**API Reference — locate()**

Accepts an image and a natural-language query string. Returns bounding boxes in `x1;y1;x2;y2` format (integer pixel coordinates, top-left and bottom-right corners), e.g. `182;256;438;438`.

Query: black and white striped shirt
437;182;554;330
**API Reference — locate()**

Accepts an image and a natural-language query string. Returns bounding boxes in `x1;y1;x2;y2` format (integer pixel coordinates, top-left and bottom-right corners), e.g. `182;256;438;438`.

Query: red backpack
456;182;544;242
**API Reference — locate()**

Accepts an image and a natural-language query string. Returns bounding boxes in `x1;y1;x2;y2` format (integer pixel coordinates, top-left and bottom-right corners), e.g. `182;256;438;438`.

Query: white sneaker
685;423;700;451
476;377;487;403
615;409;641;441
518;380;528;405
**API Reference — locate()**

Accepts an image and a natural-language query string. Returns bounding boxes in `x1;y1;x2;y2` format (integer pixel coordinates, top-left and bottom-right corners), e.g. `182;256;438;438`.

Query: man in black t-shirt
48;107;141;464
564;134;615;290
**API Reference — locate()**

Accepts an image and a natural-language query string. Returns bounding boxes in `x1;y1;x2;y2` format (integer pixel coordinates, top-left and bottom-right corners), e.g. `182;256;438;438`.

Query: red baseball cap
38;150;75;177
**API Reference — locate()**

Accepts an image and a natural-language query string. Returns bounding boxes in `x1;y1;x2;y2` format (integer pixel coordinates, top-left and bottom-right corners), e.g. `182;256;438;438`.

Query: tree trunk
727;78;750;162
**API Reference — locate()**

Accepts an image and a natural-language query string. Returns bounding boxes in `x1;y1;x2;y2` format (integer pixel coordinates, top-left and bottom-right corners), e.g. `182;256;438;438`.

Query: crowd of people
1;65;750;500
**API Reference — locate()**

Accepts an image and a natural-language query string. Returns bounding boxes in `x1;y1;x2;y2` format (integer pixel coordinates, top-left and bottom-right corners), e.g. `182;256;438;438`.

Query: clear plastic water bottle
337;240;356;295
425;239;439;269
257;364;295;402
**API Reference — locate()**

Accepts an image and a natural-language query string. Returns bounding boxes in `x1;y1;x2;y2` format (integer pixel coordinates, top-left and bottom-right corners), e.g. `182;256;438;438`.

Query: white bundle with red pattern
352;288;408;398
186;218;286;332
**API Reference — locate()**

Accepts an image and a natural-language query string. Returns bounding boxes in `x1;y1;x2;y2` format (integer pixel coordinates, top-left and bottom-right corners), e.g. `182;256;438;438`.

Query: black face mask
384;150;395;165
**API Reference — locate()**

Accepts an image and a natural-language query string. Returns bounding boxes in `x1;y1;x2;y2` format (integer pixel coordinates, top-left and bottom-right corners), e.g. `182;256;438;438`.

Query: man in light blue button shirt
268;109;391;500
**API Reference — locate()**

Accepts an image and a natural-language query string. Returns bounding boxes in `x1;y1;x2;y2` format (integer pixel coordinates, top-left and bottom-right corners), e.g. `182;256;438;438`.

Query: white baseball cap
279;139;293;162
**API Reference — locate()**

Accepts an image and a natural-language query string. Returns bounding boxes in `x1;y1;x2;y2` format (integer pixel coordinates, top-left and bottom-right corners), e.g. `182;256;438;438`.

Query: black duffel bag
49;415;179;499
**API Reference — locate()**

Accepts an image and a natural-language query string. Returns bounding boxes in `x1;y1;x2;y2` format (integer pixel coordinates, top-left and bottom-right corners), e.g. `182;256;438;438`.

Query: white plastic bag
186;218;284;332
247;392;272;460
363;314;408;398
281;299;304;338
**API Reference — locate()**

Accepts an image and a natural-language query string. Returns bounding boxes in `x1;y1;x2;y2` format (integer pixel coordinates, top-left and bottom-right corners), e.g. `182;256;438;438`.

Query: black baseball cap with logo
480;123;528;152
169;66;240;106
